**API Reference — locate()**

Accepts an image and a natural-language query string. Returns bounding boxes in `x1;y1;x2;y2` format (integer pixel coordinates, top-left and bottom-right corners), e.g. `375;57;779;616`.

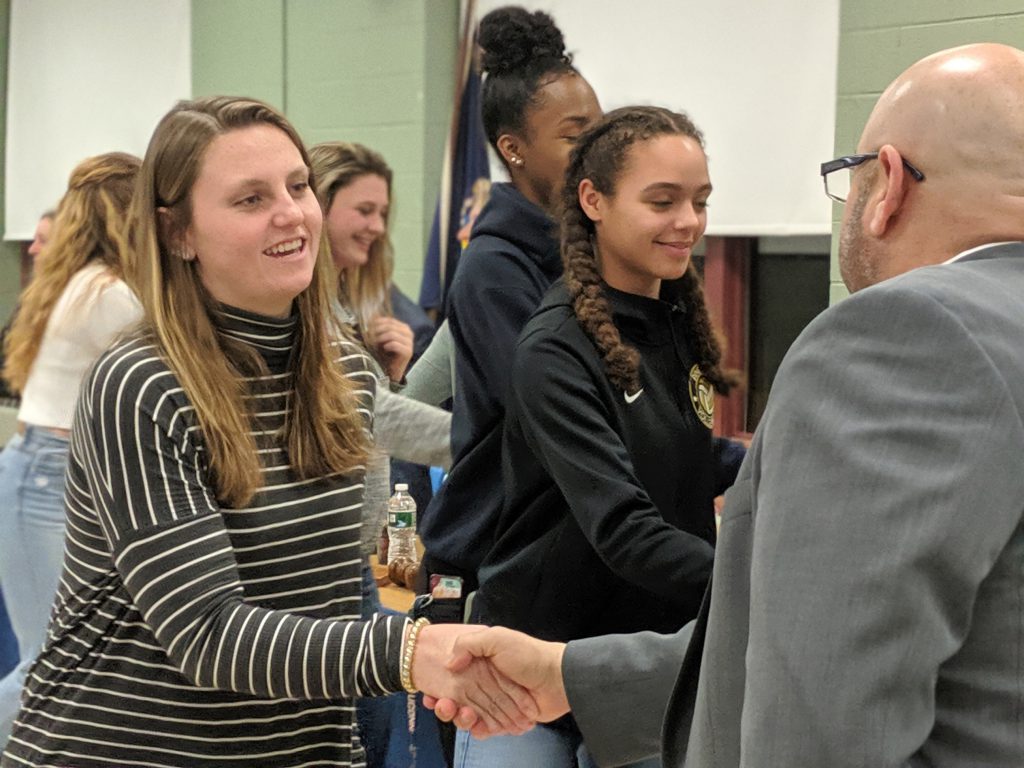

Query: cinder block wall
830;0;1024;304
4;2;1022;318
192;0;458;298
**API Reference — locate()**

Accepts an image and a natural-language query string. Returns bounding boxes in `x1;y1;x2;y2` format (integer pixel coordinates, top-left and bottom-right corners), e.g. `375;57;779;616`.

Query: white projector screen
5;0;191;239
472;0;840;236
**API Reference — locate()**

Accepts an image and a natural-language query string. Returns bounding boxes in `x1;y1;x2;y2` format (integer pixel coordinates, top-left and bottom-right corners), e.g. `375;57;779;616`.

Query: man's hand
423;626;570;738
411;623;539;736
367;316;414;383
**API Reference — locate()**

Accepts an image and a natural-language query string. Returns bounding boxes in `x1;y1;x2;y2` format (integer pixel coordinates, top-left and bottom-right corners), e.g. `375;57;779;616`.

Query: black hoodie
477;278;718;641
419;183;562;581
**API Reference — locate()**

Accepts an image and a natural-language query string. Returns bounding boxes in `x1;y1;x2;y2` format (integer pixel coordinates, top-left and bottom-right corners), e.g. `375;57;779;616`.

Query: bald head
840;44;1024;291
862;43;1024;188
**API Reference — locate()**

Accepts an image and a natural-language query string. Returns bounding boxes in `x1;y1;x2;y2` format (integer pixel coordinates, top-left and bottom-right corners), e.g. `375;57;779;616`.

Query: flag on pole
419;0;490;316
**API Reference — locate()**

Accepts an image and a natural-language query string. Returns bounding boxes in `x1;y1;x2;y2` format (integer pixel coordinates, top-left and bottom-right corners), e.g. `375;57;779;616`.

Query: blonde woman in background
0;210;58;405
310;141;453;766
0;153;142;743
310;141;451;567
312;141;418;382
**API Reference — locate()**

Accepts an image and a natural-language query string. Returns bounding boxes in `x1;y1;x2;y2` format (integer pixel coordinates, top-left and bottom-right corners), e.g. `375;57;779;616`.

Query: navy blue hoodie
418;183;562;581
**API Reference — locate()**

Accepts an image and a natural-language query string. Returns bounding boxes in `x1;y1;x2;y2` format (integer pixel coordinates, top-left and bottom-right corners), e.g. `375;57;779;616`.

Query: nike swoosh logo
624;388;644;404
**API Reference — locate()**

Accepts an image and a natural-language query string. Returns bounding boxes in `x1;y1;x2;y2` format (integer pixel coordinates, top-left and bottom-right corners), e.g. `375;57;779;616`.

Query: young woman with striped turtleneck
1;96;533;768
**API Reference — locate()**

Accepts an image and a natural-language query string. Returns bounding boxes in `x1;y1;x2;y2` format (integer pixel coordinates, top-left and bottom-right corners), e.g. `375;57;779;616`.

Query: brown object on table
370;556;415;613
368;539;425;613
387;557;421;590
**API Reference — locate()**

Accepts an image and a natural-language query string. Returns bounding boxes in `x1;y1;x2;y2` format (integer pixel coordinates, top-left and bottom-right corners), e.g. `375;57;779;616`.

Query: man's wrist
547;640;571;717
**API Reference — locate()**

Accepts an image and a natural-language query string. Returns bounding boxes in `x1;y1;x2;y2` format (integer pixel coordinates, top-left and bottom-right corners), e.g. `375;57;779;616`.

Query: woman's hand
412;624;540;736
367;316;414;382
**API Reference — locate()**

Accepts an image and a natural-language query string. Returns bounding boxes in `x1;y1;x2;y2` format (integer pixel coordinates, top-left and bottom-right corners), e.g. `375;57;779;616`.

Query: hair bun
479;6;569;75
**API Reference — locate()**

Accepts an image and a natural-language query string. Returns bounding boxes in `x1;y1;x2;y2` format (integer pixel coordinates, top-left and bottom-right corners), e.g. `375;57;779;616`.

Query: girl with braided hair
461;106;745;767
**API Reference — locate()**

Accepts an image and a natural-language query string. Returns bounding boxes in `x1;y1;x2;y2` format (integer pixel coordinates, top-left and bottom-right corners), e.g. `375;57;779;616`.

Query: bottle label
389;511;414;529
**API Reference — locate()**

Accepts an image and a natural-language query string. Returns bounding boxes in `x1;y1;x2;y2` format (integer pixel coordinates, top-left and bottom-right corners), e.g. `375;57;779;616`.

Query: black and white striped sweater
3;306;407;768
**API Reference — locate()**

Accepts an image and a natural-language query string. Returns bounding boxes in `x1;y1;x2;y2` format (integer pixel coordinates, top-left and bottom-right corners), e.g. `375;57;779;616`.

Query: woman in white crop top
0;152;142;742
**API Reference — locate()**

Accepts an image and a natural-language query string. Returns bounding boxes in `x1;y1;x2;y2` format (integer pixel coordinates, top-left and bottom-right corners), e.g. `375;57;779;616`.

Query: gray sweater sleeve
374;386;452;470
361;448;391;558
403;319;454;406
364;371;452;557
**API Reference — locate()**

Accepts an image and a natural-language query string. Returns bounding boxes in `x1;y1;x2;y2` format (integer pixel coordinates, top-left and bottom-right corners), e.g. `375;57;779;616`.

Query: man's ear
578;178;602;223
866;144;908;237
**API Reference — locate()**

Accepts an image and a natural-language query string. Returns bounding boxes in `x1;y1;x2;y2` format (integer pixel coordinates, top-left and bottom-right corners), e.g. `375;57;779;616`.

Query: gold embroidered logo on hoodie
688;365;714;429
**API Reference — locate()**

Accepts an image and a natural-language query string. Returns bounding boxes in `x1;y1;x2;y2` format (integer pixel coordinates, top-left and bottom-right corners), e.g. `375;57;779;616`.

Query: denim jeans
0;590;17;678
455;723;662;768
0;427;69;744
357;564;447;768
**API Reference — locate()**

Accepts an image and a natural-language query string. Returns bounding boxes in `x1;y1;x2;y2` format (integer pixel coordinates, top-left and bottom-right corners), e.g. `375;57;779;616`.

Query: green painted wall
192;0;285;110
191;0;459;298
4;2;1017;315
0;0;24;323
830;0;1024;303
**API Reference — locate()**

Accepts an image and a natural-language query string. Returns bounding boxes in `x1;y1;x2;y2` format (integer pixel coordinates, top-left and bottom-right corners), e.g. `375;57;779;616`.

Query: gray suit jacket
564;243;1024;767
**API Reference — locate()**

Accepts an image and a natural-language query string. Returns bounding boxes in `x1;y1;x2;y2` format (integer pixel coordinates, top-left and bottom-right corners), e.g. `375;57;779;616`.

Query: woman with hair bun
0;153;142;742
460;106;746;767
419;2;602;620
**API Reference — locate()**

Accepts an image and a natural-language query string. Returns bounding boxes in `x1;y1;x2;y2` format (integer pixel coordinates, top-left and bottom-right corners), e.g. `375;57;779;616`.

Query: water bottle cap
394;483;409;491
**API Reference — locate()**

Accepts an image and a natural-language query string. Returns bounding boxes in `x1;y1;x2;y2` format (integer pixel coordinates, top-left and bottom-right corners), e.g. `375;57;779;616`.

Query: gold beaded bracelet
400;617;430;694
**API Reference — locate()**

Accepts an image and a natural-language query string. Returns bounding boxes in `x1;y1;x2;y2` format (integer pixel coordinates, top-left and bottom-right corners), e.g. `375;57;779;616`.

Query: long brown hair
308;142;394;335
560;106;735;395
4;152;140;392
125;96;368;507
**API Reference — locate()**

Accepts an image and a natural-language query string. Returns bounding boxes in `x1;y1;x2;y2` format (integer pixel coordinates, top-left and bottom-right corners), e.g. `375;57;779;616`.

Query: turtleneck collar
213;303;298;372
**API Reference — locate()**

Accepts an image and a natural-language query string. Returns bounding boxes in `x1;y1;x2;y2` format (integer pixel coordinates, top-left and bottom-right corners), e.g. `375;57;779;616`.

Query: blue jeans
0;589;17;678
455;723;661;768
357;564;446;768
0;428;69;744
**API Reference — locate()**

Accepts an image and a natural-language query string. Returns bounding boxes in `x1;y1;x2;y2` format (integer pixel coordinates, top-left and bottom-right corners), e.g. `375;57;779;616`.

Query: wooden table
369;554;416;613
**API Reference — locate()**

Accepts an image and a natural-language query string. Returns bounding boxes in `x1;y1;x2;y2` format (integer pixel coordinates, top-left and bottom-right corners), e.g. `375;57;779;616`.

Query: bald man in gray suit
429;42;1024;767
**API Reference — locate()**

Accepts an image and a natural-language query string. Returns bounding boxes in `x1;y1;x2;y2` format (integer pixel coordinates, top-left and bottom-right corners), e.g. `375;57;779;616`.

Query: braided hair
478;6;577;156
561;106;735;396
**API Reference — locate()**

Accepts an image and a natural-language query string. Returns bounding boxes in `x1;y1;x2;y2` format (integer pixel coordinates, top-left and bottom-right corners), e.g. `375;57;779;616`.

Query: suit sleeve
511;332;714;601
564;625;692;767
739;285;1024;766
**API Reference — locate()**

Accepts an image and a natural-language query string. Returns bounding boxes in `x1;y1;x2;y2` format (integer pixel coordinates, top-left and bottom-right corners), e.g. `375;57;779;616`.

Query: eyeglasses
820;152;925;203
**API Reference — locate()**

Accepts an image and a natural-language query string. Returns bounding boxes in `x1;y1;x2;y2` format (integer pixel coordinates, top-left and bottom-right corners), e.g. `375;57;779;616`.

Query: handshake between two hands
410;624;572;739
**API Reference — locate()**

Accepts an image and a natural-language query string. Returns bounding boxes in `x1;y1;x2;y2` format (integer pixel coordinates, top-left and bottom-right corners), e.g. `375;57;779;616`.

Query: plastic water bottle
386;483;418;565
